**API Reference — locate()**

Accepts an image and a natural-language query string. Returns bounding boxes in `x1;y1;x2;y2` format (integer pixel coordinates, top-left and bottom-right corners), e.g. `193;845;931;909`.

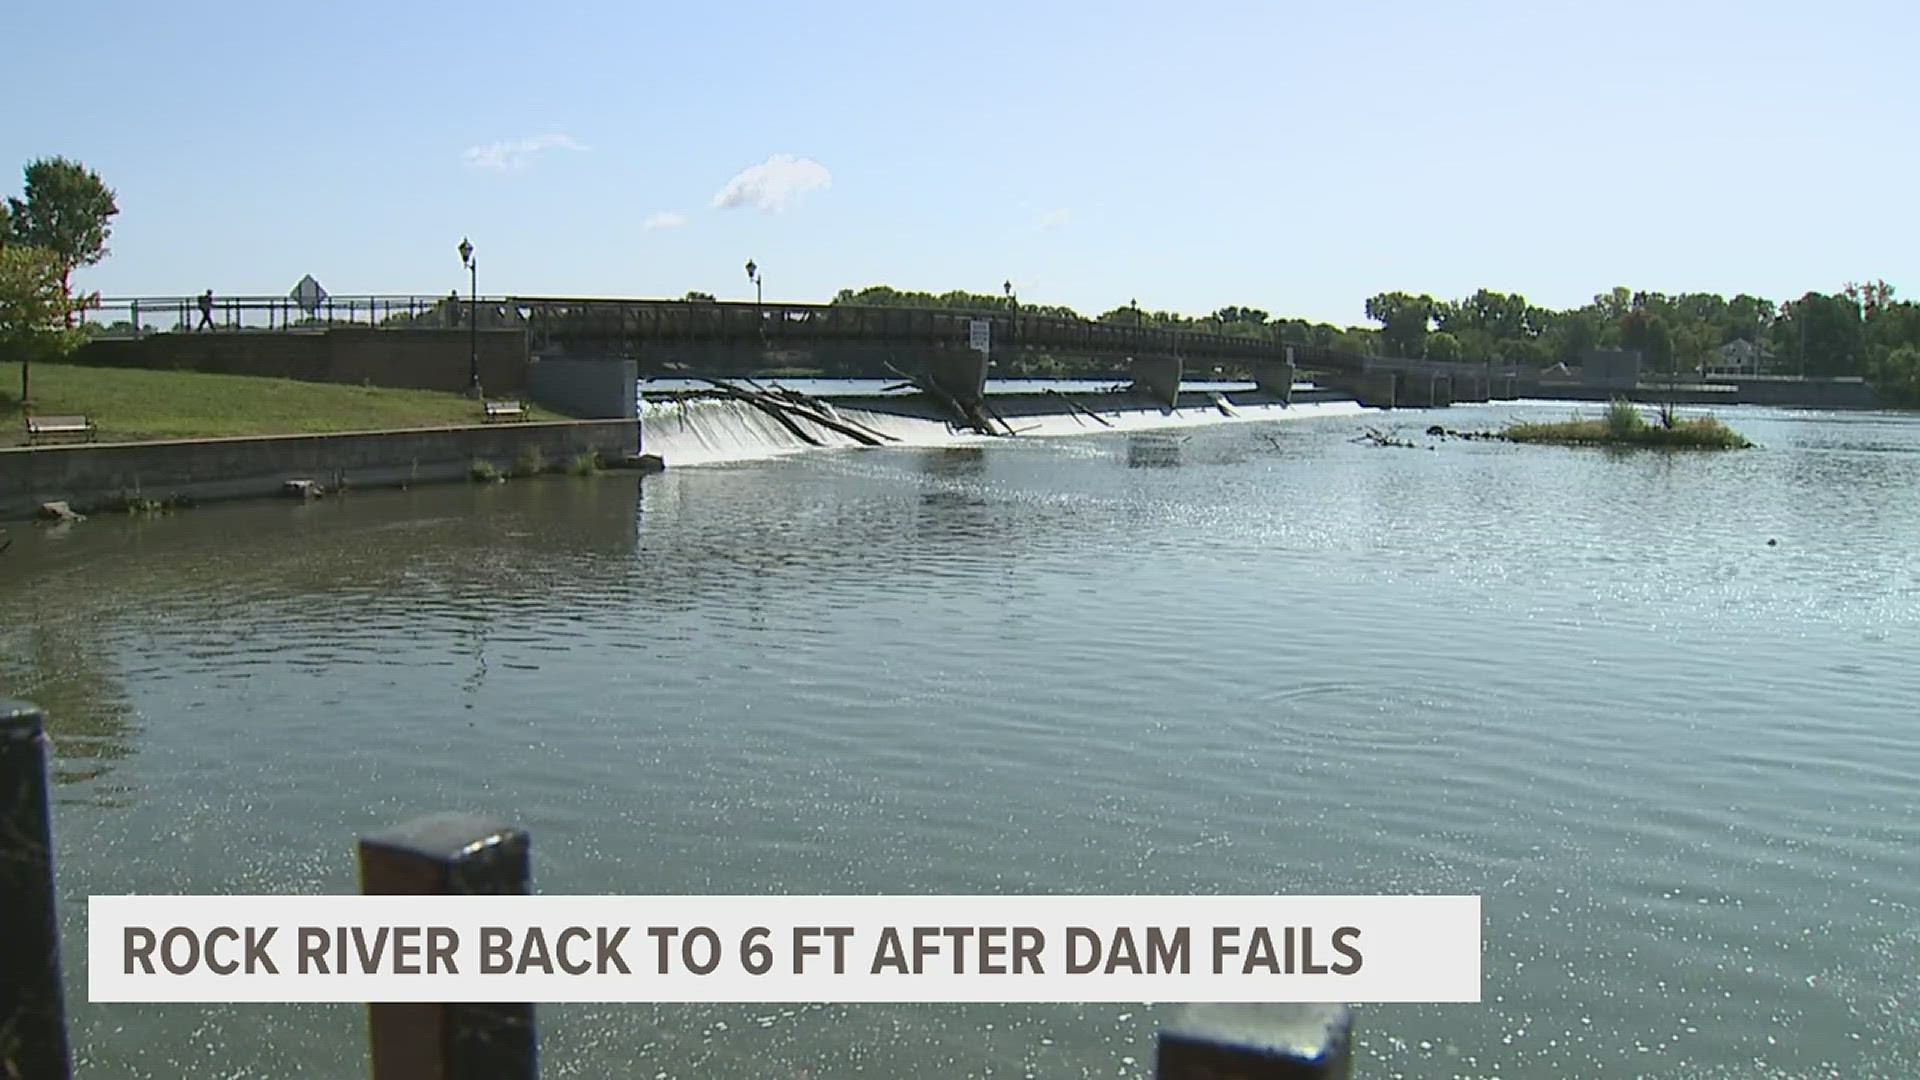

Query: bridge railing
79;294;509;337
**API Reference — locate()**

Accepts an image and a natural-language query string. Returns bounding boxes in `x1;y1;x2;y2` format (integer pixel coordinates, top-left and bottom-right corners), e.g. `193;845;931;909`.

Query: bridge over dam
76;293;1519;414
512;297;1519;411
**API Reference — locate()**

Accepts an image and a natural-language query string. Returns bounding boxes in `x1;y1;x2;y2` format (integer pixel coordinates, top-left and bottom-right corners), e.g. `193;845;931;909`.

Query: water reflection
0;615;137;793
0;479;648;791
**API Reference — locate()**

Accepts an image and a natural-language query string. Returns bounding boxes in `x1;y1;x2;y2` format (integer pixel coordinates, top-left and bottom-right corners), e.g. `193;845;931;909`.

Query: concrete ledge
0;420;639;524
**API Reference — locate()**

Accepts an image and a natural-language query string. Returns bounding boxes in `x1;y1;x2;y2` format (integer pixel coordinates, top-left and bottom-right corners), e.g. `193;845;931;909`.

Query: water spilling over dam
636;386;1367;468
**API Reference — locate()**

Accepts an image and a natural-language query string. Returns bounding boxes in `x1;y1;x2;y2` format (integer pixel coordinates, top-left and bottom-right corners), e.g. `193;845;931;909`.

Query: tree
1363;291;1436;358
1424;330;1462;361
1;243;93;404
1211;305;1269;325
1548;309;1602;365
1619;309;1675;374
1776;292;1865;377
1843;279;1895;317
1868;344;1920;408
6;158;119;301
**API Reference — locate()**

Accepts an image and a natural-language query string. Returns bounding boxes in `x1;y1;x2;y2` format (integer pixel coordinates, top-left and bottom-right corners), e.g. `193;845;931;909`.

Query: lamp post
1003;279;1017;372
458;237;479;396
745;259;765;356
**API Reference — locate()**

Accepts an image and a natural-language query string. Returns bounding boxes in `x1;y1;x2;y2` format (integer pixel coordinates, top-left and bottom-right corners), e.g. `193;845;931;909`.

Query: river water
3;401;1917;1078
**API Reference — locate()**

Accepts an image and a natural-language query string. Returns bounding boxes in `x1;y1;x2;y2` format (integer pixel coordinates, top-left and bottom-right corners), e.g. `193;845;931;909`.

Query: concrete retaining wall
527;358;638;418
69;328;531;393
0;420;638;524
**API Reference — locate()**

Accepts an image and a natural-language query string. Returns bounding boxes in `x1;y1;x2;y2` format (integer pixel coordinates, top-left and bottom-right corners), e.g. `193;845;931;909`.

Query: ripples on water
2;404;1917;1078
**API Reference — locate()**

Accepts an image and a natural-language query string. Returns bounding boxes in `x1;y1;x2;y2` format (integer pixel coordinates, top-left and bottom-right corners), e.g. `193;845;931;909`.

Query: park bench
482;399;528;422
25;414;97;445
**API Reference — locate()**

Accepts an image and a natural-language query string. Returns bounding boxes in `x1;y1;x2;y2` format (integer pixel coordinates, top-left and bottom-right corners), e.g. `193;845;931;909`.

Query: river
3;401;1916;1078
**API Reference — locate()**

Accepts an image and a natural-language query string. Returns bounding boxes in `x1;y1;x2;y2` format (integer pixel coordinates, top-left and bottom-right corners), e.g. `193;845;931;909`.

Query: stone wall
0;420;638;523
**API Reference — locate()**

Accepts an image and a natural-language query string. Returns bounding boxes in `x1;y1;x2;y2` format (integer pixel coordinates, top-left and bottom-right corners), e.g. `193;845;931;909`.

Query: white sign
89;894;1480;1003
289;274;328;314
968;318;991;354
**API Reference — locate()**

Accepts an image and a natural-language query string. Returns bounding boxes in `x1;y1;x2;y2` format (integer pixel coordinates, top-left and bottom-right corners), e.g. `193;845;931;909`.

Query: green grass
0;360;565;446
1504;399;1752;449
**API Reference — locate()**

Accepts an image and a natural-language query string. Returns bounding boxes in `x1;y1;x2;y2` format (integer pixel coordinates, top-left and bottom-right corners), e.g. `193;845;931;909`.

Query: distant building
1709;339;1771;376
1582;348;1642;389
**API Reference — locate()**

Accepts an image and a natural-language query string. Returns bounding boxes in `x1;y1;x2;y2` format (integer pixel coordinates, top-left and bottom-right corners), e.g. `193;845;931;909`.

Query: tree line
829;283;1920;406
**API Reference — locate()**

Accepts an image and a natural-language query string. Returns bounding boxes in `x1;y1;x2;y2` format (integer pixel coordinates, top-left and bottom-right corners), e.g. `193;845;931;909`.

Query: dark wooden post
1156;1003;1353;1080
0;700;73;1080
358;812;537;1080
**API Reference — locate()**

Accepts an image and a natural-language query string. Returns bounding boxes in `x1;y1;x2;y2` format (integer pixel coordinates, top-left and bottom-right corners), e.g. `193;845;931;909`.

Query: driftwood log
1042;389;1116;428
688;377;895;447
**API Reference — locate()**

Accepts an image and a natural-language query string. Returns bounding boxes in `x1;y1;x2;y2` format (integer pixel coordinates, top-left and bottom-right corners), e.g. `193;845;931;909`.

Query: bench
482;400;528;422
25;415;97;445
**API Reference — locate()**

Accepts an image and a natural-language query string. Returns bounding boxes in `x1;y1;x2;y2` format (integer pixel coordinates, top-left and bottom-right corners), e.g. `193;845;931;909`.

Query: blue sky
6;0;1914;325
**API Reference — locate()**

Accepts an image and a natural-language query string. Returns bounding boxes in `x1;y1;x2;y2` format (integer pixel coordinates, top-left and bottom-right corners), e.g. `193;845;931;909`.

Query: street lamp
458;237;479;395
744;259;762;306
1003;279;1017;371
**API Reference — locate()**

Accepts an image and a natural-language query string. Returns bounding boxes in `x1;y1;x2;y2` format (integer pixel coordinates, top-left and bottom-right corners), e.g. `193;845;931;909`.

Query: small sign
290;274;328;314
968;318;991;354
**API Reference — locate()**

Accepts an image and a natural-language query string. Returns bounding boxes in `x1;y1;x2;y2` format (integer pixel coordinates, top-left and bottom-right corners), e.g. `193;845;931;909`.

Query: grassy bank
0;361;563;446
1502;399;1752;449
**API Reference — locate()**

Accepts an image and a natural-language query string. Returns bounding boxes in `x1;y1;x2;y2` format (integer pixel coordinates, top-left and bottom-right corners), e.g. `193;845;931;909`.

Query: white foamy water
639;395;1370;467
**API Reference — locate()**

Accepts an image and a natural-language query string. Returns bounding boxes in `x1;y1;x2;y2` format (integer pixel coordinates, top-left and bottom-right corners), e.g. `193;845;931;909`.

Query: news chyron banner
91;895;1480;1003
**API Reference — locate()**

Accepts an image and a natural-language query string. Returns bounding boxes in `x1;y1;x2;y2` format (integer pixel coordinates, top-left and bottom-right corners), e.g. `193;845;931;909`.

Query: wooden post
1156;1003;1353;1080
358;812;537;1080
0;700;73;1080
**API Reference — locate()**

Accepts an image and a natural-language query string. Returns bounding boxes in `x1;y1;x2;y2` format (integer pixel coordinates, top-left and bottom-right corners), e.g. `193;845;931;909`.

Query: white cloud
641;210;688;231
710;154;832;211
461;134;586;170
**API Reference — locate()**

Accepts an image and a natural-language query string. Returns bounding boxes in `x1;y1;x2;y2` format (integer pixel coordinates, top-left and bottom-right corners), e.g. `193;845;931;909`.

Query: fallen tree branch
689;376;888;446
1043;389;1116;427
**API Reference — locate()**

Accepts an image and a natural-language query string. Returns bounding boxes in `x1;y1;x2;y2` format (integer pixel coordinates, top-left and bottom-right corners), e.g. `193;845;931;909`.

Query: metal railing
78;294;513;337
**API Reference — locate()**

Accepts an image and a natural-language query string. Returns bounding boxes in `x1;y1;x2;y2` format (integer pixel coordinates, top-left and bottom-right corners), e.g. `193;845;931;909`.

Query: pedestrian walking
198;289;216;331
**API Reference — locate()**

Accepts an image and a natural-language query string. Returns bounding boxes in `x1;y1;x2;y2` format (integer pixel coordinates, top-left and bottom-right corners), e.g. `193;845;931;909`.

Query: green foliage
1504;409;1750;449
1868;345;1920;408
1363;291;1436;358
813;276;1920;389
1775;292;1866;377
1619;309;1675;374
569;451;603;476
832;284;1068;316
1605;397;1644;436
0;244;91;362
470;460;503;482
6;157;118;276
